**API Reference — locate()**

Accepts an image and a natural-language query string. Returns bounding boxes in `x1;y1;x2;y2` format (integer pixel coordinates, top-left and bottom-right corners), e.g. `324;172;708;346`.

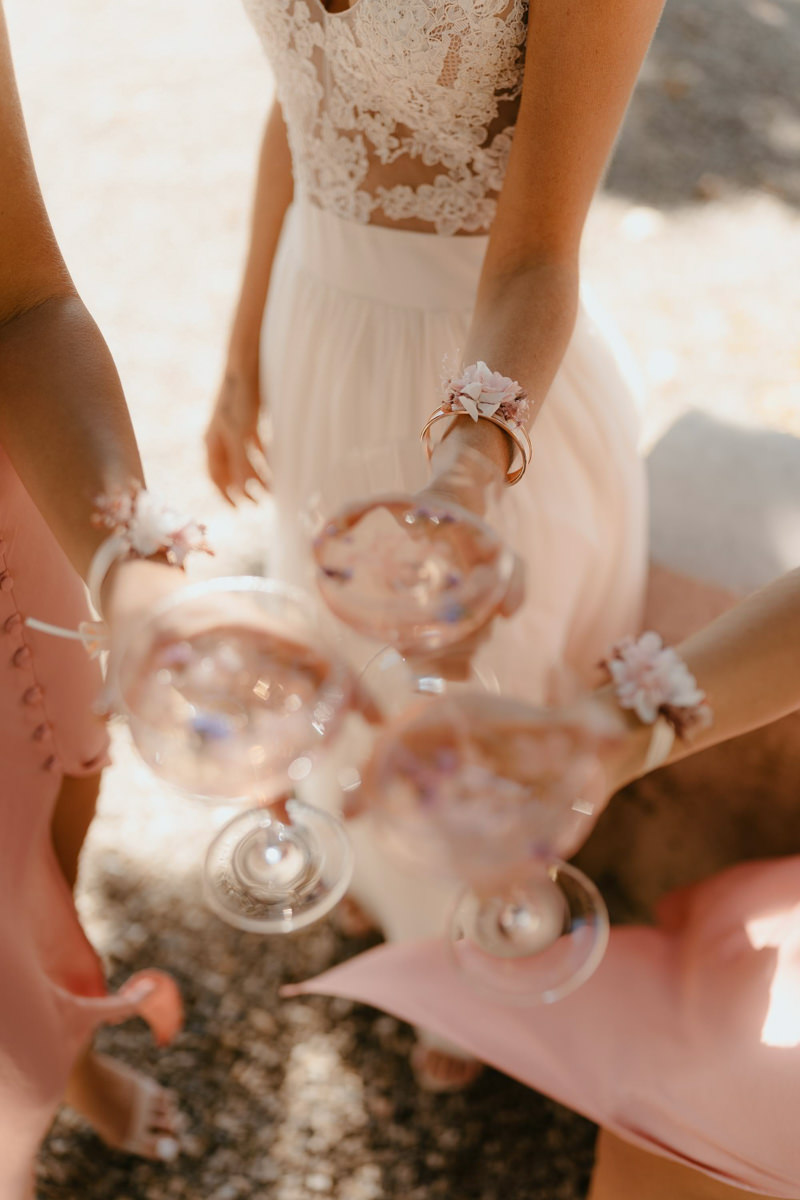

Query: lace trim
242;0;527;235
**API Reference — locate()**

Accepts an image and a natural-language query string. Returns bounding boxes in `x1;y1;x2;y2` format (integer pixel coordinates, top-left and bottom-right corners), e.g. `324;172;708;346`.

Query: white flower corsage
444;361;530;428
421;361;533;485
602;632;713;739
88;482;212;616
92;483;212;566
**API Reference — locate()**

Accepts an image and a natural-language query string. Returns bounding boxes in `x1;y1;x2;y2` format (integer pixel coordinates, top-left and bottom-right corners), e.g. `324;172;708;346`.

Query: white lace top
242;0;527;235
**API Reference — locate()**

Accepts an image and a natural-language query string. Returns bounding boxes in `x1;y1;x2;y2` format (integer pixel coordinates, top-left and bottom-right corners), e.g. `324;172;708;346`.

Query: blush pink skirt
0;449;179;1199
288;856;800;1198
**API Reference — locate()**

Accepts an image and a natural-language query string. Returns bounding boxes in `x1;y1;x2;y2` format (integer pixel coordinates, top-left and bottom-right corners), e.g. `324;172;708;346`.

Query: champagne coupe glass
114;576;355;933
364;706;609;1005
307;439;514;711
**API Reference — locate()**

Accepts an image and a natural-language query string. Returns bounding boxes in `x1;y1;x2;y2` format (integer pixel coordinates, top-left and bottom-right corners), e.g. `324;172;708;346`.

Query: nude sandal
411;1032;484;1094
110;1063;183;1161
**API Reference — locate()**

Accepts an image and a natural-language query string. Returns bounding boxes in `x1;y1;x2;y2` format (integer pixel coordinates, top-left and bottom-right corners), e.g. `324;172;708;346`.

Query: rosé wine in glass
365;708;609;1005
313;494;514;657
115;577;354;933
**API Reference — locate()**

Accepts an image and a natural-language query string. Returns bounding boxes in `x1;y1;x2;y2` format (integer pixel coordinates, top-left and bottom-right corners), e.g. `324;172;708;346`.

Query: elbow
480;250;580;315
489;244;579;287
0;282;80;331
0;249;78;328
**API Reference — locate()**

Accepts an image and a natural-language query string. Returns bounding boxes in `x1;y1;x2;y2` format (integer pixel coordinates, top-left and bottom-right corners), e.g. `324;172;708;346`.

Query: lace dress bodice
242;0;527;235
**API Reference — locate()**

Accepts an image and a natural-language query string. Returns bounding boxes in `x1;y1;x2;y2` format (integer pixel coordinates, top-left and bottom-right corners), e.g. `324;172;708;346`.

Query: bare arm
357;569;800;847
206;99;294;502
434;0;666;481
0;5;143;579
225;99;293;387
604;569;800;788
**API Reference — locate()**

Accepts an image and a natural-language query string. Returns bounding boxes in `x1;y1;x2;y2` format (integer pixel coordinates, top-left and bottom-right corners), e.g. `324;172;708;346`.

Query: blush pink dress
0;448;181;1200
287;856;800;1198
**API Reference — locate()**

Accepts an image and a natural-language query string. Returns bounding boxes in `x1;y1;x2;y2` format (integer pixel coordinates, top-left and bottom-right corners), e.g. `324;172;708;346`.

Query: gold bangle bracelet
420;409;533;486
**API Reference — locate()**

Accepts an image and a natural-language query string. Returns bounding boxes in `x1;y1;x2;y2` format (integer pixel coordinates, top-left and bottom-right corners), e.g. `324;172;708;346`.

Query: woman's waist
276;195;489;311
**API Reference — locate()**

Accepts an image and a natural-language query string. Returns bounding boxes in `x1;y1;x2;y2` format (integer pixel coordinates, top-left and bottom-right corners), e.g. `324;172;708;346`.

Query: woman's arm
356;569;800;841
0;5;143;579
601;568;800;790
433;0;666;482
205;99;294;502
0;9;191;626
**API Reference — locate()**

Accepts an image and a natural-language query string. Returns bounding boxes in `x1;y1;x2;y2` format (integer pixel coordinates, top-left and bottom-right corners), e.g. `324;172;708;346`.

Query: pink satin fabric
288;856;800;1198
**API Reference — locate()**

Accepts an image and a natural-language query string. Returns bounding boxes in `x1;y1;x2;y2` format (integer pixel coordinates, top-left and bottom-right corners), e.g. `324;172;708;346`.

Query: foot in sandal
64;1048;183;1161
411;1037;484;1093
333;894;380;937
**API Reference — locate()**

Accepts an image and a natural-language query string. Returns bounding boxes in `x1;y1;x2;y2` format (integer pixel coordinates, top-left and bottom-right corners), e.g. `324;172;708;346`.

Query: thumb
341;781;369;820
499;553;525;618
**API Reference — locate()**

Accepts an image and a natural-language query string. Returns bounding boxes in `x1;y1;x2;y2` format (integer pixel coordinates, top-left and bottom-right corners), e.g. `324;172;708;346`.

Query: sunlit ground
5;0;800;1195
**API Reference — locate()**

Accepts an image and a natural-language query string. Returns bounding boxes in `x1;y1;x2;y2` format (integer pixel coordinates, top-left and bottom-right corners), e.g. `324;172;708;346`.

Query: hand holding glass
113;577;359;932
309;441;520;704
356;694;613;1004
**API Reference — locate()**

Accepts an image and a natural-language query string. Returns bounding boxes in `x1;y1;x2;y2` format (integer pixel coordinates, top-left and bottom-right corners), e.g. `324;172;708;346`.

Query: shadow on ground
39;857;595;1200
607;0;800;209
33;0;800;1196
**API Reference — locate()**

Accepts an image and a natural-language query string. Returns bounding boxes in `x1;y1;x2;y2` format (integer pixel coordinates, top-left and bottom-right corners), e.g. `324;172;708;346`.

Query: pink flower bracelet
421;361;533;486
88;482;212;616
601;632;713;773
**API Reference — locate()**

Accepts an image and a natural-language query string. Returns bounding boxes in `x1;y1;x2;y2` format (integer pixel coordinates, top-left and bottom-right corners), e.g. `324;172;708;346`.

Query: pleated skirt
262;196;647;700
261;196;647;944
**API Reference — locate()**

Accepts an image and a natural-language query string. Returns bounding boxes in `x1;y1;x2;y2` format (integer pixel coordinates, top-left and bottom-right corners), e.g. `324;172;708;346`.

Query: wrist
585;686;653;795
434;414;513;477
89;484;212;617
101;556;187;631
225;338;260;385
422;361;533;486
427;427;511;517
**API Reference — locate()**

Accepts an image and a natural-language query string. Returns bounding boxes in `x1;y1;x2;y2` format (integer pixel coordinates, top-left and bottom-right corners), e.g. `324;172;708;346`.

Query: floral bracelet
421;361;533;486
601;632;713;772
88;482;212;616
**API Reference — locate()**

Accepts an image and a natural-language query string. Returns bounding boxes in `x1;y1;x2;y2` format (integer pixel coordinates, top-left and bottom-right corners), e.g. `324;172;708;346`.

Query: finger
341;781;368;820
212;463;238;506
351;676;383;725
208;416;255;498
243;480;264;504
435;652;472;682
245;460;271;494
244;427;271;483
262;794;292;823
205;435;238;506
248;422;269;462
91;680;118;718
409;638;477;683
499;553;525;618
246;453;271;492
228;436;259;496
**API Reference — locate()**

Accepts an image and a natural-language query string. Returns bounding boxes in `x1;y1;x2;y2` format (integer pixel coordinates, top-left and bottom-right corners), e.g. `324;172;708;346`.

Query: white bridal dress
244;0;646;1032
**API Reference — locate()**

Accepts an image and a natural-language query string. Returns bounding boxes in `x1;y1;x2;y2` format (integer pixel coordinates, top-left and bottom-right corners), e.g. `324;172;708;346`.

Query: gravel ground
4;0;799;1195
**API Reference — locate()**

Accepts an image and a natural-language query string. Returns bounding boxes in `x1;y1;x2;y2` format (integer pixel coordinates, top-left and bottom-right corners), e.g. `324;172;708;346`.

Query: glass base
449;860;609;1005
203;798;353;933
